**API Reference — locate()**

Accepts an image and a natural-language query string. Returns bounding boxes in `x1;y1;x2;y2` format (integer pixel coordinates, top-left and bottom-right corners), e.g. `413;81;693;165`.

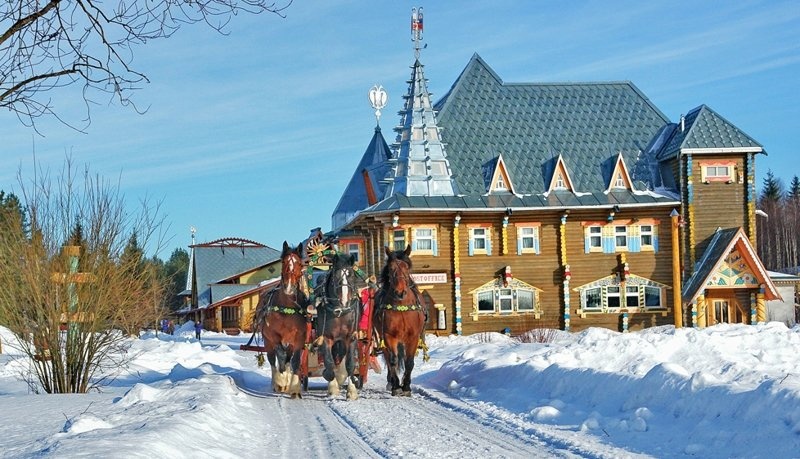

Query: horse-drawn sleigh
241;229;429;399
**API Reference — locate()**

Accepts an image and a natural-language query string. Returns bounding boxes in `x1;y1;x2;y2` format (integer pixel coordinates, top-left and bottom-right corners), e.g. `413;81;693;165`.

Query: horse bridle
321;265;358;318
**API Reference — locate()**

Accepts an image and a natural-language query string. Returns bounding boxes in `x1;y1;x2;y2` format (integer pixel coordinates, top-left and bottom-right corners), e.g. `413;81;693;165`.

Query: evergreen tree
760;170;784;203
789;176;800;201
0;191;28;237
121;232;145;274
161;248;190;311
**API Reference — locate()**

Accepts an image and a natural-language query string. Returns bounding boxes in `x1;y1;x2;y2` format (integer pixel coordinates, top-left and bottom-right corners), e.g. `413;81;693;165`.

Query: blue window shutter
603;234;614;254
412;238;418;251
432;238;438;256
534;236;540;255
517;238;522;256
468;238;474;256
487;237;492;256
630;234;641;253
653;235;659;252
584;236;591;253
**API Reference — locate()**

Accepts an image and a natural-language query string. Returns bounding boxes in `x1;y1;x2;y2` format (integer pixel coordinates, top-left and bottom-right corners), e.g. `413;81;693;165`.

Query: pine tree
760;170;784;203
161;248;190;311
789;176;800;200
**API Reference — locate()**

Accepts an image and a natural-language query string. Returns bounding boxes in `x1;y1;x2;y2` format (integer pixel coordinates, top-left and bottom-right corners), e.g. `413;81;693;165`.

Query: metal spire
411;7;424;59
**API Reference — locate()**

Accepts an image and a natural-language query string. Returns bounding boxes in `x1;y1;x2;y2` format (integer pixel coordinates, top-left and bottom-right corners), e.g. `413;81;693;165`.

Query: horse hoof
291;392;302;399
391;388;403;396
402;390;412;397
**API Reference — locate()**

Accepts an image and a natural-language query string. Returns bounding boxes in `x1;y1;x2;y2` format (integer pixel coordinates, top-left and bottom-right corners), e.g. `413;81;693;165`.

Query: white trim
681;147;763;154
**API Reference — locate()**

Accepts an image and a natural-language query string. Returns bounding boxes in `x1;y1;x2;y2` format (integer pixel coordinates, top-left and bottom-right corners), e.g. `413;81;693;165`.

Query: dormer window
606;153;633;191
483;154;516;194
547;155;575;193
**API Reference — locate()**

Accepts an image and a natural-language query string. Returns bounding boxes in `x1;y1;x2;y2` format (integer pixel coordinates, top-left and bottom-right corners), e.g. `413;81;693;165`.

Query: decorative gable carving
607;153;634;191
482;154;516;194
547;155;575;192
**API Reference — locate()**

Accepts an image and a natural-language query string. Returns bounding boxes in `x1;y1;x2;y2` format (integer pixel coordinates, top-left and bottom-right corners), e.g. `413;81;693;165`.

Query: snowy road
235;372;643;459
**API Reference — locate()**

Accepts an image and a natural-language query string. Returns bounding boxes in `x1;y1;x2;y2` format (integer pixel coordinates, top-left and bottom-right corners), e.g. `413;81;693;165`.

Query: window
701;162;735;183
606;286;621;309
613;172;625;189
585;287;602;310
588;226;602;250
475;287;538;314
412;227;438;255
644;286;662;308
347;243;360;263
614;226;627;249
496;174;507;190
517;290;534;312
626;286;639;308
555;172;566;189
640;225;653;247
576;277;666;313
469;227;492;256
477;291;494;313
392;229;406;251
516;225;540;255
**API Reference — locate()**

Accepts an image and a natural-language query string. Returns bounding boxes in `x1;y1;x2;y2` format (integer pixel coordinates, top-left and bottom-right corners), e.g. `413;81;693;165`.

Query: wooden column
670;210;683;328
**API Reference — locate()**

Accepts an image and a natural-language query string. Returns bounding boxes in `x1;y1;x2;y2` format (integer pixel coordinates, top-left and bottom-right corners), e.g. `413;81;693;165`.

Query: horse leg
400;339;415;396
321;338;336;382
345;339;358;401
385;342;402;396
288;347;303;399
266;348;284;393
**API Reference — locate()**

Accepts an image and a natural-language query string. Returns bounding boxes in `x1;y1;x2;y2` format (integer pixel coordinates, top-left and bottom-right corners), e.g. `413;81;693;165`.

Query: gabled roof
546;154;575;192
682;227;780;304
605;153;634;192
191;238;280;305
656;104;764;160
332;126;393;230
482;154;517;195
435;54;671;194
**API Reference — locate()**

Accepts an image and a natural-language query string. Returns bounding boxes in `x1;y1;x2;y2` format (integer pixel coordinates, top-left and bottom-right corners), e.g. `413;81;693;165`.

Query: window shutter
517;238;522;256
602;226;614;254
628;234;642;252
411;237;418;251
432;237;438;256
487;235;492;256
468;238;474;256
584;234;591;253
653;234;659;252
534;234;540;254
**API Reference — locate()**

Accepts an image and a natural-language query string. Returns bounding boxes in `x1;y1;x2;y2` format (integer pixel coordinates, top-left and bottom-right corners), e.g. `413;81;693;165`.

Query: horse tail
332;339;347;366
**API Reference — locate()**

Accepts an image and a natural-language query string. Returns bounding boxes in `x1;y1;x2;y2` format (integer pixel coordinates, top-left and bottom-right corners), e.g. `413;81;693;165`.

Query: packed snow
1;321;799;458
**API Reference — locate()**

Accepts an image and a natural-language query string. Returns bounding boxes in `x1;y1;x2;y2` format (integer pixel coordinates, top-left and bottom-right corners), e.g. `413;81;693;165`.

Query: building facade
331;46;781;335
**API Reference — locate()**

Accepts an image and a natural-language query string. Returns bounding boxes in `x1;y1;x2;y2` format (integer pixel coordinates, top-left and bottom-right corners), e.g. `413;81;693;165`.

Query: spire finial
368;85;388;126
411;7;424;59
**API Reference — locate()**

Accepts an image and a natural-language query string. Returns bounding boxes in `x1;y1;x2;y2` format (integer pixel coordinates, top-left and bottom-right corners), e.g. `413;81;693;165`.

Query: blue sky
3;1;799;258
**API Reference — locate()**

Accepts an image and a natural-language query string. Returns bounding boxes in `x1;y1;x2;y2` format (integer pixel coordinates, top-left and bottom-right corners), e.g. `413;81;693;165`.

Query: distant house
179;238;281;333
329;42;782;335
766;271;800;326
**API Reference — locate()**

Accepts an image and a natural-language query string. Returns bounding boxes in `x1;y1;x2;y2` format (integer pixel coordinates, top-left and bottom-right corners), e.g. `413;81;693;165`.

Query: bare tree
0;0;291;129
0;158;168;393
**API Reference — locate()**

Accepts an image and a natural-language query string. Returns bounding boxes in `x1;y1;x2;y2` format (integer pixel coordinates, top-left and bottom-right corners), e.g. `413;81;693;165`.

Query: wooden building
330;37;781;335
179;238;281;333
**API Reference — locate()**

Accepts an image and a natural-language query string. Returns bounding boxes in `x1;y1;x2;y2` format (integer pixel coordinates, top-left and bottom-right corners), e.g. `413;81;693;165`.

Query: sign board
411;273;447;284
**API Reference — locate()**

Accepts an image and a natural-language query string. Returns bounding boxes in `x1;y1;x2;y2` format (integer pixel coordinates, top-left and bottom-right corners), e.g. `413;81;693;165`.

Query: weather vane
368;85;388;126
411;7;424;59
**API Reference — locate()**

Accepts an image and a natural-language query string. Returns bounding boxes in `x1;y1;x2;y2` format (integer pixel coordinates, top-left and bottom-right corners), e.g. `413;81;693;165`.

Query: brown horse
374;245;427;396
258;241;308;398
316;253;361;400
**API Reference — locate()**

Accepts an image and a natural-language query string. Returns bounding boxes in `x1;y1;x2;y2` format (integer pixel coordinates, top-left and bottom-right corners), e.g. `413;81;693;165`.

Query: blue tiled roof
194;245;279;289
332;126;393;229
656;105;764;160
434;54;671;194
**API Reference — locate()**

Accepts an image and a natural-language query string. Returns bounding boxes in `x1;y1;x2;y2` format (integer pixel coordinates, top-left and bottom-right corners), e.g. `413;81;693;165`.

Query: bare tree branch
0;0;292;129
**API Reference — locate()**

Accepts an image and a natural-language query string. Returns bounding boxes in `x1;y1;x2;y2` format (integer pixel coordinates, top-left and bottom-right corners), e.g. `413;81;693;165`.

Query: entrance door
707;296;747;325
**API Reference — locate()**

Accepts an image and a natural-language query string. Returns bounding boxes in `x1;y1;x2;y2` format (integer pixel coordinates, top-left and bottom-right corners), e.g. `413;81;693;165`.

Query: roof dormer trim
606;153;634;192
547;155;575;193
